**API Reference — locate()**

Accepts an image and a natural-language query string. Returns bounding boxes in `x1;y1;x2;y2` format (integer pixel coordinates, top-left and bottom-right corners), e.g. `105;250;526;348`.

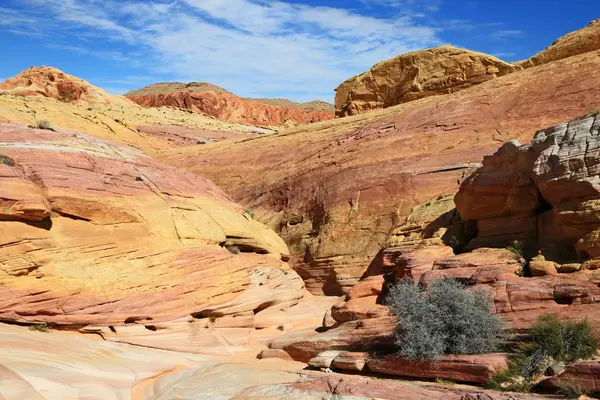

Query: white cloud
12;0;442;101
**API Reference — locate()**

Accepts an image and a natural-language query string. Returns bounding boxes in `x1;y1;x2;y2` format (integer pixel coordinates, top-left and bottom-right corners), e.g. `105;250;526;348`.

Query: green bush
487;314;599;392
386;279;504;362
244;208;255;219
529;314;598;364
226;245;241;255
29;323;49;332
556;379;589;399
0;155;14;167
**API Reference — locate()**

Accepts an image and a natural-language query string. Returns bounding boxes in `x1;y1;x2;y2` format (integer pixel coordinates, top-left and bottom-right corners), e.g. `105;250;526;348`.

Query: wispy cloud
5;0;442;101
491;30;524;39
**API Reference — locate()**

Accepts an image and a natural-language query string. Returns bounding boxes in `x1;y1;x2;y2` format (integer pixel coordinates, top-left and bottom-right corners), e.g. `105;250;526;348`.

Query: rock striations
127;83;334;127
0;122;305;330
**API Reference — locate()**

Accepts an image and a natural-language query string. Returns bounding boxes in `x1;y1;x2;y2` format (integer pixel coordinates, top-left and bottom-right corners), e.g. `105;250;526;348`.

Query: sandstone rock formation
158;44;600;296
0;122;308;333
0;73;267;153
0;66;133;107
127;83;334;127
455;113;600;261
519;19;600;68
334;46;518;117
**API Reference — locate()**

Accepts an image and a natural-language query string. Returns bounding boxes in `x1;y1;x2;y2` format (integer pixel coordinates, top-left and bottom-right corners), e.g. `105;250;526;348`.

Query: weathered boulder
331;352;368;372
456;113;600;260
334;46;517;117
366;353;508;383
0;123;301;331
544;361;600;392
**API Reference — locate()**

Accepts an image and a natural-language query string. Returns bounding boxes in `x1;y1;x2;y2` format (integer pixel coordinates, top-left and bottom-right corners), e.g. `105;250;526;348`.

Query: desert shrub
135;176;143;182
226;245;241;255
386;279;504;362
507;240;525;260
277;325;285;331
487;314;599;392
529;314;598;364
0;155;14;167
29;322;49;332
36;120;54;130
209;315;217;324
244;208;255;219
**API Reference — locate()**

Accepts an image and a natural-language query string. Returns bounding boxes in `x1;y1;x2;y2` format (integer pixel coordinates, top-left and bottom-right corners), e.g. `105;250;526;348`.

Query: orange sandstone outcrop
334;45;518;117
127;84;334;127
519;19;600;68
0;122;304;330
158;45;600;296
0;66;133;107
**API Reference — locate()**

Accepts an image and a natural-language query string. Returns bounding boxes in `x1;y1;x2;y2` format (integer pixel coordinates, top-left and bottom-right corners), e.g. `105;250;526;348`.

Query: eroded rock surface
334;46;517;117
455;113;600;260
0;123;303;332
128;90;334;127
159;45;600;296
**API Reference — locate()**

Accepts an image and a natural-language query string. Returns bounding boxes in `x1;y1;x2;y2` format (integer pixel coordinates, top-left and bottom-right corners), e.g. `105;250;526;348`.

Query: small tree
386;279;504;362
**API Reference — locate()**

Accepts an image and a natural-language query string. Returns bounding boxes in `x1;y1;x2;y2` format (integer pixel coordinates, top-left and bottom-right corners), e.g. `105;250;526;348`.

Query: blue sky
0;0;596;102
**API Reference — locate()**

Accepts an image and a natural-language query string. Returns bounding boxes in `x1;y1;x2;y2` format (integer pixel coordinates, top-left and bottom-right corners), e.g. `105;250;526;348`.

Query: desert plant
386;278;504;362
135;176;143;182
226;245;241;255
529;314;598;364
487;314;599;392
244;208;255;219
507;240;525;260
36;120;54;130
196;140;205;145
277;325;285;331
0;155;14;167
29;322;49;332
209;315;217;324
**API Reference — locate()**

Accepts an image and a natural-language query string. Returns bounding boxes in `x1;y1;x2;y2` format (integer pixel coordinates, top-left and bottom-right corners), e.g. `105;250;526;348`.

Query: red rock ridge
127;91;334;127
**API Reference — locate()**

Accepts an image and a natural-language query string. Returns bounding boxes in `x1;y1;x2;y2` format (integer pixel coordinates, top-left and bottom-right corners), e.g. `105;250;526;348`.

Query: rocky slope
519;18;600;68
334;20;600;117
127;83;334;127
0;69;272;152
0;122;329;341
0;66;133;107
334;46;518;117
158;45;600;296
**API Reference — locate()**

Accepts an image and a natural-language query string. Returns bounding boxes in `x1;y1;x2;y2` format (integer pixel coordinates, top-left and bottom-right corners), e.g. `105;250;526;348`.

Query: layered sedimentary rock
519;19;600;68
0;66;133;107
158;42;600;296
334;46;518;117
127;86;334;127
0;122;305;331
455;113;600;260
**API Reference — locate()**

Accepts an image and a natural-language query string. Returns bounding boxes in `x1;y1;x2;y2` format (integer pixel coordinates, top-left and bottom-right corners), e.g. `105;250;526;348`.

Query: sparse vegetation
507;240;525;260
487;314;598;393
226;245;241;255
29;322;49;332
36;120;54;131
0;154;14;167
135;176;144;182
244;208;255;219
277;325;285;331
209;315;218;324
386;278;504;362
556;379;589;399
196;140;205;145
